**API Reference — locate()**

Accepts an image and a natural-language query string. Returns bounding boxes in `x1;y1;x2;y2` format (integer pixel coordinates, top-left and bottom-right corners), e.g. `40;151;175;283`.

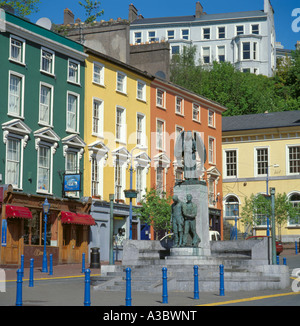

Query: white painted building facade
129;0;276;77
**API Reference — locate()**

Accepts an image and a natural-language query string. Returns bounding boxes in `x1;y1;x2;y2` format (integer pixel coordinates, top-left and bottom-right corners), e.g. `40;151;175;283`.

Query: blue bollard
16;269;23;306
162;267;168;304
82;253;85;273
125;268;132;306
296;241;298;255
21;255;24;278
193;265;199;300
277;255;280;265
219;264;225;296
29;258;34;287
283;257;287;265
84;269;91;306
49;254;53;276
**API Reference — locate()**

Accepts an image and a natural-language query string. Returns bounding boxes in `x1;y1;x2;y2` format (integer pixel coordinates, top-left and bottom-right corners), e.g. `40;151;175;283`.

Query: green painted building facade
0;9;87;197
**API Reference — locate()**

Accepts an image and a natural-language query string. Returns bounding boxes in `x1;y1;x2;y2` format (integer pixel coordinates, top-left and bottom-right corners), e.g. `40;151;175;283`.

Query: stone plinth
174;181;211;256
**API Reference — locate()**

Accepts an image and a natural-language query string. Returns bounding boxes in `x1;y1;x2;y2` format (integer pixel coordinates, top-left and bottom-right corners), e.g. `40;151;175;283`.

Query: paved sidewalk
0;247;299;307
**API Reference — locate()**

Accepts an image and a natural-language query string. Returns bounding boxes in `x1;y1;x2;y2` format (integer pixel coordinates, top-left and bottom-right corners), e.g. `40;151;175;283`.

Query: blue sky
28;0;300;50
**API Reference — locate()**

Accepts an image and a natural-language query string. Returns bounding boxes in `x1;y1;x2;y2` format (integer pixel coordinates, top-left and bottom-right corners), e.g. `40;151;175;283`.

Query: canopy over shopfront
60;211;96;226
6;205;32;219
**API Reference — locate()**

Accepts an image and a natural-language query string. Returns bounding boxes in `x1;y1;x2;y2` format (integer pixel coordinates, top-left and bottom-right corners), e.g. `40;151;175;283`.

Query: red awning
61;211;96;226
6;205;32;219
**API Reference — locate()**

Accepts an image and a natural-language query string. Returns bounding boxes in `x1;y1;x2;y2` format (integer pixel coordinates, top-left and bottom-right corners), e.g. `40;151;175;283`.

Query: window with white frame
41;48;54;75
203;28;210;40
288;145;300;174
256;148;268;175
192;103;200;122
202;47;210;64
93;62;104;85
156;88;165;108
136;167;145;203
225;150;237;177
224;196;239;218
208;110;215;127
66;92;79;132
37;145;51;193
92;98;103;137
114;156;123;201
242;42;251;60
91;157;100;197
288;193;300;226
218;46;225;62
68;59;80;84
171;45;180;56
181;29;189;40
136;114;145;146
218;27;225;39
65;151;78;174
8;72;24;117
208;137;215;164
167;30;175;40
236;25;244;35
156;167;164;193
148;31;156;42
116;106;126;142
175;96;184;115
253;42;258;60
137;80;146;101
6;137;21;188
156;119;165;150
251;24;259;35
116;71;127;93
10;35;25;64
134;32;142;44
39;83;53;126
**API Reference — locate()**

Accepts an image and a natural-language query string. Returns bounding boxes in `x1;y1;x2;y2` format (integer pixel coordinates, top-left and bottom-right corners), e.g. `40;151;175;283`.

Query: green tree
240;193;298;239
134;188;172;239
79;0;104;24
0;0;40;17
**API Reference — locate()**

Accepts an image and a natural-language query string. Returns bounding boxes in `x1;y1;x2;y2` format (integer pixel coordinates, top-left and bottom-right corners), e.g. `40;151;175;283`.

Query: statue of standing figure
171;194;201;248
170;195;184;247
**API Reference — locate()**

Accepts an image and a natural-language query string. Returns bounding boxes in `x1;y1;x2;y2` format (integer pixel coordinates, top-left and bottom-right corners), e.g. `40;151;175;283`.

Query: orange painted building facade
150;78;227;238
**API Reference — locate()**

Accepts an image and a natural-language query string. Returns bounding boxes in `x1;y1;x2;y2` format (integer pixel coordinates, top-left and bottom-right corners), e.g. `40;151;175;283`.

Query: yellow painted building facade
82;48;153;258
83;48;152;204
222;112;300;242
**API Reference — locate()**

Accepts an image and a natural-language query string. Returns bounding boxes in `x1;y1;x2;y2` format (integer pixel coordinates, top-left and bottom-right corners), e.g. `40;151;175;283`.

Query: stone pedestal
174;181;211;256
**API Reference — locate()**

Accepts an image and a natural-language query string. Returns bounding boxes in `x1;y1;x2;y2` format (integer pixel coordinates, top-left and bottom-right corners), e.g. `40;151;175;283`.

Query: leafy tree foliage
240;193;299;238
79;0;104;24
170;45;300;116
134;188;172;239
0;0;40;17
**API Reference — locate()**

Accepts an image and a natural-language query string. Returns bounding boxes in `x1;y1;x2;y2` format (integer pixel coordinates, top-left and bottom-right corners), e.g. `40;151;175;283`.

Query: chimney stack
128;3;138;22
195;2;203;18
64;8;74;25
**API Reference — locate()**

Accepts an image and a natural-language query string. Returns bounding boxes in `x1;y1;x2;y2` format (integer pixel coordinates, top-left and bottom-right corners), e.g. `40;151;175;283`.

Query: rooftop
131;10;267;26
222;111;300;132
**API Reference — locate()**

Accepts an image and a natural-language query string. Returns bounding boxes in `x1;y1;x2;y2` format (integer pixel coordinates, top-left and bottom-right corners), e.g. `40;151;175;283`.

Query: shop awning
61;211;96;226
6;205;32;219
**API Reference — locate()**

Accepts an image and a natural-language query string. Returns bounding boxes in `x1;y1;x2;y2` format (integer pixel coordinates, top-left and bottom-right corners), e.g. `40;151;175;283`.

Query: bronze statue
170;195;184;247
182;194;201;247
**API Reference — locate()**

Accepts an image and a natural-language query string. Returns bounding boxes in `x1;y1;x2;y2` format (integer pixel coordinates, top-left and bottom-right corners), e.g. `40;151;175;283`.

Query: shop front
0;185;94;268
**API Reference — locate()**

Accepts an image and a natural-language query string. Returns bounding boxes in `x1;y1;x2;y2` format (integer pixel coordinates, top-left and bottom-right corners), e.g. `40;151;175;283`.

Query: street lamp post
124;146;146;240
266;164;279;236
270;187;277;265
42;198;50;273
233;207;238;240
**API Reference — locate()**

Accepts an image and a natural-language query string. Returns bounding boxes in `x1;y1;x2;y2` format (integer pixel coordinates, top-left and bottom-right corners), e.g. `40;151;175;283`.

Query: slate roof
222;111;300;132
131;10;267;26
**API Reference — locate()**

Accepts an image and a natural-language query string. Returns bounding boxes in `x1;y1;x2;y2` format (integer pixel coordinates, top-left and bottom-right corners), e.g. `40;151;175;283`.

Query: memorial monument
172;130;211;256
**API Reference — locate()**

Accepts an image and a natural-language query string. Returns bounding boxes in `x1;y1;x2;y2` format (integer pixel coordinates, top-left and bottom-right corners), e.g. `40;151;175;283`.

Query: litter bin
90;247;100;268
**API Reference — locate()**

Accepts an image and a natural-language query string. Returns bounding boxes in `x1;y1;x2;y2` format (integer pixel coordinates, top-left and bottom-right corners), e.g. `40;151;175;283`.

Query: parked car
245;236;283;255
209;230;221;241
